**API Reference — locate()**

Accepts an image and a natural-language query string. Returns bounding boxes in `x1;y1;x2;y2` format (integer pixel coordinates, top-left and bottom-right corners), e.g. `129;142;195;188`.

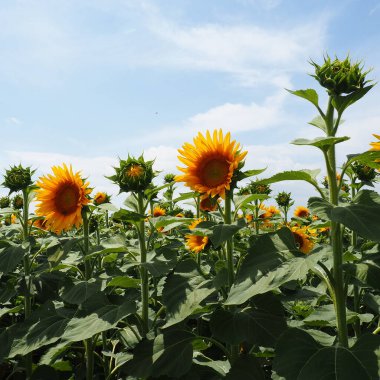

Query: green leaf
330;190;380;242
96;203;118;212
332;85;374;115
257;169;321;189
0;243;26;274
346;151;380;170
209;223;244;248
60;279;103;305
112;208;145;223
309;115;327;133
162;259;216;327
344;260;380;290
234;194;270;211
153;216;190;232
273;328;380;380
127;330;194;378
225;355;266;380
238;168;267;180
303;304;358;327
106;276;141;288
210;296;286;347
308;197;333;220
142;241;179;277
287;88;320;108
292;136;350;150
226;228;329;305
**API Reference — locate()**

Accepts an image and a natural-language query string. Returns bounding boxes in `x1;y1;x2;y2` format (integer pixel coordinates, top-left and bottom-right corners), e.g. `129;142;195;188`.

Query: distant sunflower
291;226;314;254
94;191;110;205
294;206;310;218
153;206;166;217
35;164;91;234
176;129;247;199
185;218;209;253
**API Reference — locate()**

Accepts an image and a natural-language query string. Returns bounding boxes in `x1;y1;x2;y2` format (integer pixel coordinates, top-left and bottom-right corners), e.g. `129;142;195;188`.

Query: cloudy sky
1;0;379;206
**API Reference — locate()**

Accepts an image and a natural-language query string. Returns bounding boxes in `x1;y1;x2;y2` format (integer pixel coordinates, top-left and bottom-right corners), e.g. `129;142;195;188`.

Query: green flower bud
310;55;371;95
164;173;176;184
2;164;35;194
248;181;272;195
352;162;377;183
108;155;155;193
0;196;11;209
184;209;194;218
275;191;292;208
12;194;24;210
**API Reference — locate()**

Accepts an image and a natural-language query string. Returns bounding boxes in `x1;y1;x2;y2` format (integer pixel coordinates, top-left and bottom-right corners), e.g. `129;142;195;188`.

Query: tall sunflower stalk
290;55;374;347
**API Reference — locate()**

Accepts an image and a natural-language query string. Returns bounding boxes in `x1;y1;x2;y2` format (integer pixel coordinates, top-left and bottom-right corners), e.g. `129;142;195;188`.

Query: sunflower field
1;56;380;380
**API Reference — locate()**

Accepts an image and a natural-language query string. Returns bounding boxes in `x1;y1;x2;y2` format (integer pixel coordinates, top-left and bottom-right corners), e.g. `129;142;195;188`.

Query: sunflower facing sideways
35;164;92;234
291;226;314;254
176;129;247;199
186;218;209;253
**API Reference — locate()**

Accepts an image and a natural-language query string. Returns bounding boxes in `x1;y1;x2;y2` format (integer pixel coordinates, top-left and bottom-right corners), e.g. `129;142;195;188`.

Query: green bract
275;191;292;207
2;164;34;194
12;194;23;210
0;196;10;209
311;55;371;95
108;155;155;193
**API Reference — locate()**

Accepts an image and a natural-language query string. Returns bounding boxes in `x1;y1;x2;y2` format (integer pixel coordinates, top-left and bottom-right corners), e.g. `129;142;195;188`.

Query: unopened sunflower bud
352;162;377;182
275;191;292;208
0;196;11;209
108;155;155;193
311;55;371;96
2;164;34;194
164;173;176;184
12;194;24;210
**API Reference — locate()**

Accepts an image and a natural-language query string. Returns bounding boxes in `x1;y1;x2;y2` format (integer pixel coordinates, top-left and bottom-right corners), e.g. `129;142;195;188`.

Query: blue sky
1;0;380;205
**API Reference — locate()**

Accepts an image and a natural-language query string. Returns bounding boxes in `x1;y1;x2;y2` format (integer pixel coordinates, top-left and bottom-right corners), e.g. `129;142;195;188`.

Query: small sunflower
94;191;110;205
291;226;314;254
35;164;91;234
176;129;247;199
153;206;166;217
200;194;220;212
370;134;380;151
294;206;310;218
185;218;209;253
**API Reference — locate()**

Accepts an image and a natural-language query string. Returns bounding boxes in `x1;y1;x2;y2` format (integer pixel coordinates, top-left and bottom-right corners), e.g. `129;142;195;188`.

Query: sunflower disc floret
35;164;92;234
176;129;247;199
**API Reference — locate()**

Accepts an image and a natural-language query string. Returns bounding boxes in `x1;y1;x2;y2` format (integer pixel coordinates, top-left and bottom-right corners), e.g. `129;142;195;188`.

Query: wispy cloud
5;117;21;125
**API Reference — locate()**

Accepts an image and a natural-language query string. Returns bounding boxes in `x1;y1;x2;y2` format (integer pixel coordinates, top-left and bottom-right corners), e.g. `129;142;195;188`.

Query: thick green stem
82;211;94;379
224;192;234;287
325;97;349;348
22;189;32;379
137;191;149;335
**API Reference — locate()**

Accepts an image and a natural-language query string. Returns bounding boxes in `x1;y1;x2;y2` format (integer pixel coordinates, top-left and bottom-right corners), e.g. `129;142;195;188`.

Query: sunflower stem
324;96;349;348
224;191;234;287
22;188;32;379
137;191;149;335
82;210;94;380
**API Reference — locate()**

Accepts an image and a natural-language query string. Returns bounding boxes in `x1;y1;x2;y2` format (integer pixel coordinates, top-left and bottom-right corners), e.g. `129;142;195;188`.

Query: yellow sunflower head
35;164;92;234
185;218;209;253
153;206;166;217
291;226;314;254
94;191;110;206
176;129;247;199
294;206;310;219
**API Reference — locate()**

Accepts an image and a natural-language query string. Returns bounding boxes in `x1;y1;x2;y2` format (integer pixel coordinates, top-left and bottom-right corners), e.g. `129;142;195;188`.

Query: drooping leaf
127;330;194;378
226;228;329;305
225;355;266;380
273;328;380;380
332;85;375;115
0;243;26;274
309;115;327;133
162;259;216;327
106;276;141;289
209;223;244;248
308;197;333;220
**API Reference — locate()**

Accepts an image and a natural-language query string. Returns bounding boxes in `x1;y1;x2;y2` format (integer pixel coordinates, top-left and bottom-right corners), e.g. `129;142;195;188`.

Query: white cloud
5;117;21;125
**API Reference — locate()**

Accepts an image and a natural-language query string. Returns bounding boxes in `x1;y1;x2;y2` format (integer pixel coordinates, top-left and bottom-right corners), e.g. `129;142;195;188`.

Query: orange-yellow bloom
291;226;314;254
176;129;247;199
200;194;220;212
94;191;109;205
294;206;310;218
185;218;209;253
153;206;166;217
35;164;91;234
370;134;380;151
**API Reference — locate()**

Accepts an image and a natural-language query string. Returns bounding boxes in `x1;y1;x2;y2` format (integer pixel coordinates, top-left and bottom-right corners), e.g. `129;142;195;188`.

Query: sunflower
176;129;247;199
153;206;166;217
94;191;110;205
291;226;314;254
200;194;220;212
294;206;310;218
35;164;91;234
185;218;209;253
